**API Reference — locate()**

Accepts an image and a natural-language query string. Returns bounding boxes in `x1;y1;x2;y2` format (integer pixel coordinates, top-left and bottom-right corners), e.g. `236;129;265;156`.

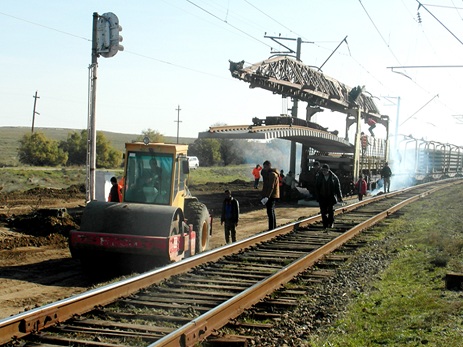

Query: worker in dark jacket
221;189;240;243
381;162;392;193
315;164;343;229
261;160;280;230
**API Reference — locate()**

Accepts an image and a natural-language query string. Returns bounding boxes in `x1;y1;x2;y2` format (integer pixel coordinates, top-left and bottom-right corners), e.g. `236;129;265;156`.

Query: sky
1;0;463;146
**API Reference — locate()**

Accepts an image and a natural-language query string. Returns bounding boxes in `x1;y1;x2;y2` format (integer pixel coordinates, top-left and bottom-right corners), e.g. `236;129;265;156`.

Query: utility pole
289;37;302;175
265;35;308;174
87;12;99;202
31;91;40;133
383;96;401;153
86;11;123;202
175;105;182;144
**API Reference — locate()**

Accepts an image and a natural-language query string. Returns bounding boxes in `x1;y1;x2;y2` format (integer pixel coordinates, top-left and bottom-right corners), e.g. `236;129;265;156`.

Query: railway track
1;179;461;347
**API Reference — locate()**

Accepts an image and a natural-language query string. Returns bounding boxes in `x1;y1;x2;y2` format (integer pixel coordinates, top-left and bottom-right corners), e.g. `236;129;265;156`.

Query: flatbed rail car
396;135;463;183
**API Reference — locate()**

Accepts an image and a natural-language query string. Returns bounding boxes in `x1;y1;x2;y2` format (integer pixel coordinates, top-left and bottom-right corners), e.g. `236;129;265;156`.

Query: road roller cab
69;141;211;270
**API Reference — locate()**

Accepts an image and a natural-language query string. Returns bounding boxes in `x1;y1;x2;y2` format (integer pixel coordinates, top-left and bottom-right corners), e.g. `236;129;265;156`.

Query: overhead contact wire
186;0;273;49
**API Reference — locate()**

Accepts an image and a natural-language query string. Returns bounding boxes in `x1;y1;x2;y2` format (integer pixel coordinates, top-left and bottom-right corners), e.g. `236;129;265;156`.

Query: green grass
0;165;252;194
0;167;88;193
187;165;253;185
0;126;194;167
309;187;463;346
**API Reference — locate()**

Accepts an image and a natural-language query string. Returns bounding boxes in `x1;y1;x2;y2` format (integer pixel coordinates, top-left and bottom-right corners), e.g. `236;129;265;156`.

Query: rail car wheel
184;200;210;253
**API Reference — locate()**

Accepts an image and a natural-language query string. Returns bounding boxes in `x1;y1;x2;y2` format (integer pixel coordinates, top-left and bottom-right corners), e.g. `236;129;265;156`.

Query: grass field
187;165;251;185
0;126;194;167
309;187;463;346
0;164;253;193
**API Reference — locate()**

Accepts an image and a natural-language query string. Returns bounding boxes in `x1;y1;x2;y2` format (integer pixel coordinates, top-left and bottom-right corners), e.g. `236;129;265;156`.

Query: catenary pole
289;38;302;174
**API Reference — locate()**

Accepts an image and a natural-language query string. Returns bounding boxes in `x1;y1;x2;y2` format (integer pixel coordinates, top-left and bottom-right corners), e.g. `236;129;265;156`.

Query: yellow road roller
69;140;211;271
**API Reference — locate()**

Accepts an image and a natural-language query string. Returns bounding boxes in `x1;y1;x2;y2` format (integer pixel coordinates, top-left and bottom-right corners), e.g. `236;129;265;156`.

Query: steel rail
0;179;460;345
147;180;460;347
0;206;323;345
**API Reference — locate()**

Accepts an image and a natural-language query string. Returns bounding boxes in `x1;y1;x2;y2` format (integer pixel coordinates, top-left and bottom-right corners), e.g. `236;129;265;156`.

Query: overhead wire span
358;0;402;65
0;11;90;41
416;0;463;46
243;0;303;38
0;8;230;81
186;0;273;49
400;94;439;126
124;51;229;80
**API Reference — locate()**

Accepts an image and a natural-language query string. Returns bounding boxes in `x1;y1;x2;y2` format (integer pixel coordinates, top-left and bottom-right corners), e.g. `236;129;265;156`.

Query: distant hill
0;127;196;167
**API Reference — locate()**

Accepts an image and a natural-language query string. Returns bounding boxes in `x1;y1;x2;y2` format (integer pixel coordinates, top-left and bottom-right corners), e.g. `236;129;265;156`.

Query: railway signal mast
87;12;124;202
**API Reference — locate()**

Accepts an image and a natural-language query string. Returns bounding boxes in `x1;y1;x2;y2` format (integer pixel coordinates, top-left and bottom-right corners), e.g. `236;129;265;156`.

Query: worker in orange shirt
108;176;122;202
252;164;262;189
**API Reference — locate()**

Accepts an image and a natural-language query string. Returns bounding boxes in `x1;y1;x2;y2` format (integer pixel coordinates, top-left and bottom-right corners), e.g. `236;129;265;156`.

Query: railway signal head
96;12;124;58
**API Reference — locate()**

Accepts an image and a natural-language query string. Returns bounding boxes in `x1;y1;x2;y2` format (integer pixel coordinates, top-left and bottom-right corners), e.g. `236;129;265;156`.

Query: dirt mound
4;210;79;237
0;185;84;250
0;232;68;250
3;184;85;200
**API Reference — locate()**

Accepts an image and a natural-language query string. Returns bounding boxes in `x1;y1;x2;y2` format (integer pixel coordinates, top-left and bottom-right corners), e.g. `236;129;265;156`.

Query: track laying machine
69;140;211;270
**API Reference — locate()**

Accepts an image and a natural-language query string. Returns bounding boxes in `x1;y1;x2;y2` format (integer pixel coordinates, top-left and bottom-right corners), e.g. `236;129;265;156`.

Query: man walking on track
315;164;343;229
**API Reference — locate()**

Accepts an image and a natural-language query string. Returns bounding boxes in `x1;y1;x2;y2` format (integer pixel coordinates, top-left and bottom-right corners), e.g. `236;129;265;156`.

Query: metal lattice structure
229;56;381;119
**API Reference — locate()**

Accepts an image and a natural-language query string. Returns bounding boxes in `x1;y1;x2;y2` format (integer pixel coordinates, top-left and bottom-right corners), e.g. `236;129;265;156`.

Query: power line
421;3;463;10
124;50;229;80
0;11;90;41
243;0;302;37
400;94;439;126
356;0;452;103
388;65;463;69
416;0;463;46
358;0;402;65
1;10;229;81
186;0;273;48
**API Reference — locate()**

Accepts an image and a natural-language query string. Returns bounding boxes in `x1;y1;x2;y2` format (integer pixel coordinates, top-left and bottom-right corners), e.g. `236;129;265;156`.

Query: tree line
18;128;291;169
188;137;292;169
18;129;164;168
